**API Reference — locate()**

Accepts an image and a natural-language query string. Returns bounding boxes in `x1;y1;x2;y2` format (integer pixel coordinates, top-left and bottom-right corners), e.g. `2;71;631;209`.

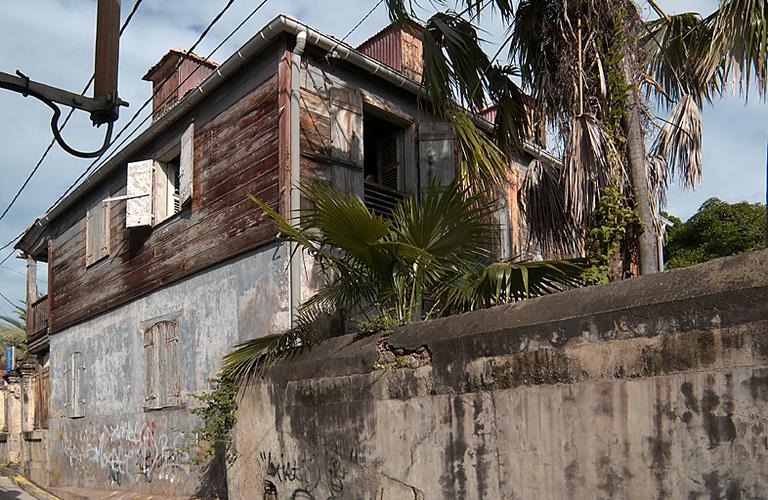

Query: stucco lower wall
230;250;768;499
47;242;290;496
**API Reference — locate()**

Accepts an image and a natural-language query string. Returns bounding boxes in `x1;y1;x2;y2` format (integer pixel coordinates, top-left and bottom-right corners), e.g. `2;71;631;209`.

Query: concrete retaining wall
230;249;768;499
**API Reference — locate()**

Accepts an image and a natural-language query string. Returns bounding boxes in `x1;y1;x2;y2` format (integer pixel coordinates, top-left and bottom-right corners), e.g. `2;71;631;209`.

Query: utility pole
0;0;127;157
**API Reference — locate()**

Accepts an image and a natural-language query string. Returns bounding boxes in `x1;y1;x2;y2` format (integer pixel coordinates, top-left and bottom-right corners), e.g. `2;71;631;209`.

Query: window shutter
64;363;72;414
330;88;363;168
126;160;155;228
377;133;401;191
418;122;456;188
180;123;194;206
159;322;180;407
86;203;110;266
85;210;94;266
143;328;160;410
69;352;84;418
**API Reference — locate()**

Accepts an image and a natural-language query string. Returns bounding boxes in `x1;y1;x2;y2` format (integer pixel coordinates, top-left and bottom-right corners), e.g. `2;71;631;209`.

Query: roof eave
16;13;559;254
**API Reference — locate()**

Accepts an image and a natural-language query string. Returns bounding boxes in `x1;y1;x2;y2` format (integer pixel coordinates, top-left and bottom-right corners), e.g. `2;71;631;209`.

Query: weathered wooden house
15;15;554;497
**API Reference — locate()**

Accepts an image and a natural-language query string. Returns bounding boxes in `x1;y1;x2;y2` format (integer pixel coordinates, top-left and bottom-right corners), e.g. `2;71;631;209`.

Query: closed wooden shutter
68;352;85;418
85;202;110;266
143;327;160;410
159;321;180;407
418;122;456;188
330;88;363;167
126;160;155;227
179;123;194;206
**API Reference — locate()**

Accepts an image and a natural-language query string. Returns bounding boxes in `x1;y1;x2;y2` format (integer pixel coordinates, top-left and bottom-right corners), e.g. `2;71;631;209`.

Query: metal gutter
17;13;560;254
289;30;307;328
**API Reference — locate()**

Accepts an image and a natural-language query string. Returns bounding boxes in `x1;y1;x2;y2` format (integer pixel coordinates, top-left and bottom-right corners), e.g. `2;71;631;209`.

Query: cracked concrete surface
230;250;768;499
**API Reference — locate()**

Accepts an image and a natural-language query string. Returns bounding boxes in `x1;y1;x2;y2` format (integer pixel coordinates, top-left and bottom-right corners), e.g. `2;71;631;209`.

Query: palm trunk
624;77;660;275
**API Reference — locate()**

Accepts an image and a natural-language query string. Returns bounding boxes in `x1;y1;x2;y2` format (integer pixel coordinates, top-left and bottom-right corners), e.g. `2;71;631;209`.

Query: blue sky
0;0;765;312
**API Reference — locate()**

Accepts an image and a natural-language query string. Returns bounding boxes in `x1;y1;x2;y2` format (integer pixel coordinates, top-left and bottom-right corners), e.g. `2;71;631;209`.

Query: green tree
664;198;767;269
0;303;28;362
382;0;768;275
222;182;582;383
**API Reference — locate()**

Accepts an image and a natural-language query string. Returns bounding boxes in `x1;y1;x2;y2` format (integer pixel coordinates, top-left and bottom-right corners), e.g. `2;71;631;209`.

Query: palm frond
650;94;703;189
486;65;530;154
451;110;509;194
704;0;768;99
642;12;722;105
220;301;337;385
520;159;579;256
562;114;621;227
441;258;584;312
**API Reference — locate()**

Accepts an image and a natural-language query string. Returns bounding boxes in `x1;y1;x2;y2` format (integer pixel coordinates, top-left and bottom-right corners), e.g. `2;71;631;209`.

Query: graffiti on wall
259;449;352;499
60;420;197;485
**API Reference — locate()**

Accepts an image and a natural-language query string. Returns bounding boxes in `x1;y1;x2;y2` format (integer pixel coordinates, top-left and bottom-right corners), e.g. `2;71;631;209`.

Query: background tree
0;303;28;363
664;198;767;269
383;0;767;275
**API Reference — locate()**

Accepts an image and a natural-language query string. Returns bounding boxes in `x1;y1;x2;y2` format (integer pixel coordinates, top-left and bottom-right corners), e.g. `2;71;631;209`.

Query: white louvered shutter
126;160;154;227
179;123;194;206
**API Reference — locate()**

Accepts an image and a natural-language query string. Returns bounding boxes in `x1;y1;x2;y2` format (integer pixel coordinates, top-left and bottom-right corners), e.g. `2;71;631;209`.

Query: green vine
582;186;639;285
191;375;240;463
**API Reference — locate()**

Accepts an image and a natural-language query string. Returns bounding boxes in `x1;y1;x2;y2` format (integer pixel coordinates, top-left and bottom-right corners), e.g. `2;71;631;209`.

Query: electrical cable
0;0;145;223
327;0;384;58
0;290;17;309
0;0;245;255
48;0;266;211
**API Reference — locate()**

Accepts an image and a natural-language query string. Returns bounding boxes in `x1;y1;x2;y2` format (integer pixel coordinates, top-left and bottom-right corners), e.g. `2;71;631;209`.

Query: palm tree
382;0;767;275
0;303;28;362
221;182;582;383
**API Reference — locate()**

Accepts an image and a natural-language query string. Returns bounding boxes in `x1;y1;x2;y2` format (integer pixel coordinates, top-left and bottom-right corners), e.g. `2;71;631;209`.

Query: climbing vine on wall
192;375;240;463
582;186;639;285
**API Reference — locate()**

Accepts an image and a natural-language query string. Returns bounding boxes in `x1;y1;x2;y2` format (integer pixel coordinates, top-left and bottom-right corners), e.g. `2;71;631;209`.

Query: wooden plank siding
49;68;282;333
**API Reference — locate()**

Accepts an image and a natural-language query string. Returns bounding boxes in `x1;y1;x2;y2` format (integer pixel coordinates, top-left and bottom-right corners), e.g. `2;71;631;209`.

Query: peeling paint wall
231;250;768;499
48;242;290;496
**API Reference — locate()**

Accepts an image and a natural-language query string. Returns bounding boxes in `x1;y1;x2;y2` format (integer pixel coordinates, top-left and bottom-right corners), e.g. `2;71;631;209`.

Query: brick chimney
142;49;218;121
357;22;423;83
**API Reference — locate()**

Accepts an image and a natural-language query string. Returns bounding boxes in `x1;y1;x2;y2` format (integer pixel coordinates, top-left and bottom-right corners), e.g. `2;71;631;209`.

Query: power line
0;0;251;254
0;290;17;309
48;0;245;211
0;0;146;224
327;0;384;57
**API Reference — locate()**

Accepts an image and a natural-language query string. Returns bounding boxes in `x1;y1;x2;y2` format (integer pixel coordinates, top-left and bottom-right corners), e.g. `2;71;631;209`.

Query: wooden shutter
377;133;401;191
126;160;155;227
68;352;84;418
418;122;456;188
159;321;180;407
143;327;160;410
179;123;194;206
330;87;363;167
85;202;110;266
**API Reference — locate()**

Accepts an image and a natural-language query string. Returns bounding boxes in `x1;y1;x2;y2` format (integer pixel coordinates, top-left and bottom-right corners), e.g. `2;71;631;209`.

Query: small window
85;201;110;266
126;123;194;228
64;351;85;418
143;319;181;410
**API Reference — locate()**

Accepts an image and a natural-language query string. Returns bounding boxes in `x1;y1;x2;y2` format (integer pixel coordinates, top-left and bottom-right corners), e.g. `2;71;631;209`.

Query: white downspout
290;30;307;329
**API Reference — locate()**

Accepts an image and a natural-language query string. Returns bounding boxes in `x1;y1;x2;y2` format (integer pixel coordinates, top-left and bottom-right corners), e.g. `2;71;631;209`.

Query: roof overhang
16;14;559;255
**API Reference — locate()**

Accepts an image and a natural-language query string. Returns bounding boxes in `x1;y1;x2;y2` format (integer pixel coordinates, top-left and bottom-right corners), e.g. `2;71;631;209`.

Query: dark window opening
363;111;405;216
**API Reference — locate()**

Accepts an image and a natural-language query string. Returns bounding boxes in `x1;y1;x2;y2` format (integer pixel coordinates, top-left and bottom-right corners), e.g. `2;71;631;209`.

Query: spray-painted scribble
60;420;196;485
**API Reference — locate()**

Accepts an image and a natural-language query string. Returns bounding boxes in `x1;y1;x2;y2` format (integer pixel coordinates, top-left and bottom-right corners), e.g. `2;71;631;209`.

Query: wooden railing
28;294;49;340
364;181;403;218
